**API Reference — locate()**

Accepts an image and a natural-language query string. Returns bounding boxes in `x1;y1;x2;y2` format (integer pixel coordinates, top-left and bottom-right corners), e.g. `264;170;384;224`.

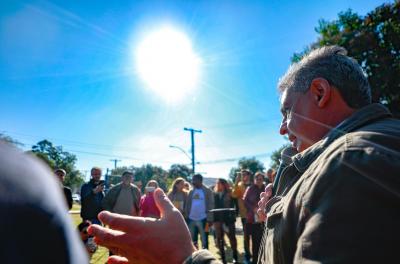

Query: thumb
154;188;176;217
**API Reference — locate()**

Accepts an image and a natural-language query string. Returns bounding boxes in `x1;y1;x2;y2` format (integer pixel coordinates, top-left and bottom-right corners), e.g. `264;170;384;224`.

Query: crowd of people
1;45;399;264
72;164;276;263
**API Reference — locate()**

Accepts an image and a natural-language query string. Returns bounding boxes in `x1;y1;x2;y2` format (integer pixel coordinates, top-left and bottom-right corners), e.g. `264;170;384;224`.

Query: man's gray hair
278;46;371;108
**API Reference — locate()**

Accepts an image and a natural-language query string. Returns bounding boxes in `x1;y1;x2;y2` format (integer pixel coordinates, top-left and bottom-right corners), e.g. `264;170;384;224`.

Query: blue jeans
188;218;208;249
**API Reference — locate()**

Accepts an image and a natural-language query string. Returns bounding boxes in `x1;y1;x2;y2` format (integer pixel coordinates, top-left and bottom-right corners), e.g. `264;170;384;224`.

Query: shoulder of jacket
81;182;91;189
204;186;213;193
129;183;140;190
109;184;122;192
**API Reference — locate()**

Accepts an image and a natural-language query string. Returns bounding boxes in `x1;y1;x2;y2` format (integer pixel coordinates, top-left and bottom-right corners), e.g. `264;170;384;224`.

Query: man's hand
93;184;104;194
88;188;196;264
257;183;273;222
234;174;241;184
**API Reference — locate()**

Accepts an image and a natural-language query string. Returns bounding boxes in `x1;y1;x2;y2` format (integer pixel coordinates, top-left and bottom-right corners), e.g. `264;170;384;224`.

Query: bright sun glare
135;26;201;102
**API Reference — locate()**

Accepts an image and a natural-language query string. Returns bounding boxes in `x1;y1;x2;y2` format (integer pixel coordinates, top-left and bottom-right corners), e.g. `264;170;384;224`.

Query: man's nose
279;120;288;135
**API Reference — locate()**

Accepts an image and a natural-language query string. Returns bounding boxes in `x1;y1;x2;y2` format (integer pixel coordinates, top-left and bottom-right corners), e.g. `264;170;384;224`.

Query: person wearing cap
55;168;73;210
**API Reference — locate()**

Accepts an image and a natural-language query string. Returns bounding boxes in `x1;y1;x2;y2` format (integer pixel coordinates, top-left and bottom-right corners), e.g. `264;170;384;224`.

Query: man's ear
309;78;331;108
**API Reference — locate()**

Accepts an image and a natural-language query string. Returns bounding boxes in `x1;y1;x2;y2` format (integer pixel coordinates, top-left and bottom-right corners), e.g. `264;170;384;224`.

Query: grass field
70;204;245;264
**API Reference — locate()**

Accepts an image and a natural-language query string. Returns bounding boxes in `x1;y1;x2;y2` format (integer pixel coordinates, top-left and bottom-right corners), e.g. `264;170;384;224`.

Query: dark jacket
263;104;400;264
213;191;235;223
102;182;141;214
243;184;265;223
189;104;400;264
80;180;104;220
63;186;73;210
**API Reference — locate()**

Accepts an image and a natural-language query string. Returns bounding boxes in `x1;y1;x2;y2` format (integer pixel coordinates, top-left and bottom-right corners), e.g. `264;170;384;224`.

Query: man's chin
292;140;305;153
291;140;301;152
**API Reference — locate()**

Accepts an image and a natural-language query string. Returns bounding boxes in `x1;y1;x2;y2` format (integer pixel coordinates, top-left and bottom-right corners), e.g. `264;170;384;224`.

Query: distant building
202;177;218;188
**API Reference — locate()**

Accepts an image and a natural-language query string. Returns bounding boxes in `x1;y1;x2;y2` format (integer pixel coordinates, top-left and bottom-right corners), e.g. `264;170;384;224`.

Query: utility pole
184;127;202;174
105;168;110;187
110;159;121;170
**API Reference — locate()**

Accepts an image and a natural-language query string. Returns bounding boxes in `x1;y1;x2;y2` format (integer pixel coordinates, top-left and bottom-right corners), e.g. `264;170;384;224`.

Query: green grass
69;204;245;263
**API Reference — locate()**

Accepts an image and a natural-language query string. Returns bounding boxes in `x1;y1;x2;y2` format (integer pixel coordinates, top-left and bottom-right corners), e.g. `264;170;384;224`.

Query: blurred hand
235;174;241;184
257;183;273;222
93;184;104;194
88;188;195;264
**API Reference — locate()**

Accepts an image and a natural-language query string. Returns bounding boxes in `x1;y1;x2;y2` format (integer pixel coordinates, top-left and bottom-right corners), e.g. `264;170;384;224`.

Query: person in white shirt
184;174;214;249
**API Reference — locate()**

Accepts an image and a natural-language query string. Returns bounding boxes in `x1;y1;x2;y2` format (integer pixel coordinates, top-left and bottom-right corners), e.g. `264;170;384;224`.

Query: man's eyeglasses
282;105;296;120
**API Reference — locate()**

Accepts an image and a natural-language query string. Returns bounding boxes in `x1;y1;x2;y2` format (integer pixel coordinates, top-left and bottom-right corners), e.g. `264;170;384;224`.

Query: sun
135;26;201;102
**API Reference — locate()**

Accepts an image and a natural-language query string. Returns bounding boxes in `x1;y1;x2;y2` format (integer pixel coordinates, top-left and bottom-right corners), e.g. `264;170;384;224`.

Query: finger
259;192;269;203
88;224;127;249
98;211;147;232
257;208;265;217
108;256;129;264
257;208;266;222
153;188;177;217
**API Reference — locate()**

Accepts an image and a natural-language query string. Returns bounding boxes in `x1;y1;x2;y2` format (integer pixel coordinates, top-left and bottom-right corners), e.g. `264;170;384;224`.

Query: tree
167;164;192;180
134;164;168;191
269;144;291;170
228;157;265;182
293;2;400;117
30;140;85;189
109;166;136;186
111;164;177;192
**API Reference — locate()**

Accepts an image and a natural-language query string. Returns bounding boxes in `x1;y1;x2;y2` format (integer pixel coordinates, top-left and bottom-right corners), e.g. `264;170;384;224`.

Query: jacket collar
293;103;392;172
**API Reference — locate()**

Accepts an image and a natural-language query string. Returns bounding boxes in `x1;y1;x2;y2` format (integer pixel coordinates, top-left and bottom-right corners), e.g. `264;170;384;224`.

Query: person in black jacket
80;167;104;225
55;169;73;210
213;178;238;264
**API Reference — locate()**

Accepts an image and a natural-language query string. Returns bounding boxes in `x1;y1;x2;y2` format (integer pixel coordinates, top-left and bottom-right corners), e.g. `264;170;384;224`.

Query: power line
1;130;147;152
17;140;179;165
7;135;278;167
1;115;282;151
199;152;272;165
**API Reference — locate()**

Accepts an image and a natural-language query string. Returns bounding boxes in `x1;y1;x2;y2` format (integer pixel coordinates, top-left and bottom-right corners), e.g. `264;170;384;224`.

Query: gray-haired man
89;46;400;263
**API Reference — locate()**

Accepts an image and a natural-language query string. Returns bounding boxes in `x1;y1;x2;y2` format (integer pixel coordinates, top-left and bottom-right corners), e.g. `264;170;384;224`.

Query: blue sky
0;0;388;180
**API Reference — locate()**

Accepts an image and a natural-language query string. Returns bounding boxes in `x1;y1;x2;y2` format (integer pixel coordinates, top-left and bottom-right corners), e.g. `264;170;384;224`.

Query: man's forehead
280;89;298;106
280;89;291;106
